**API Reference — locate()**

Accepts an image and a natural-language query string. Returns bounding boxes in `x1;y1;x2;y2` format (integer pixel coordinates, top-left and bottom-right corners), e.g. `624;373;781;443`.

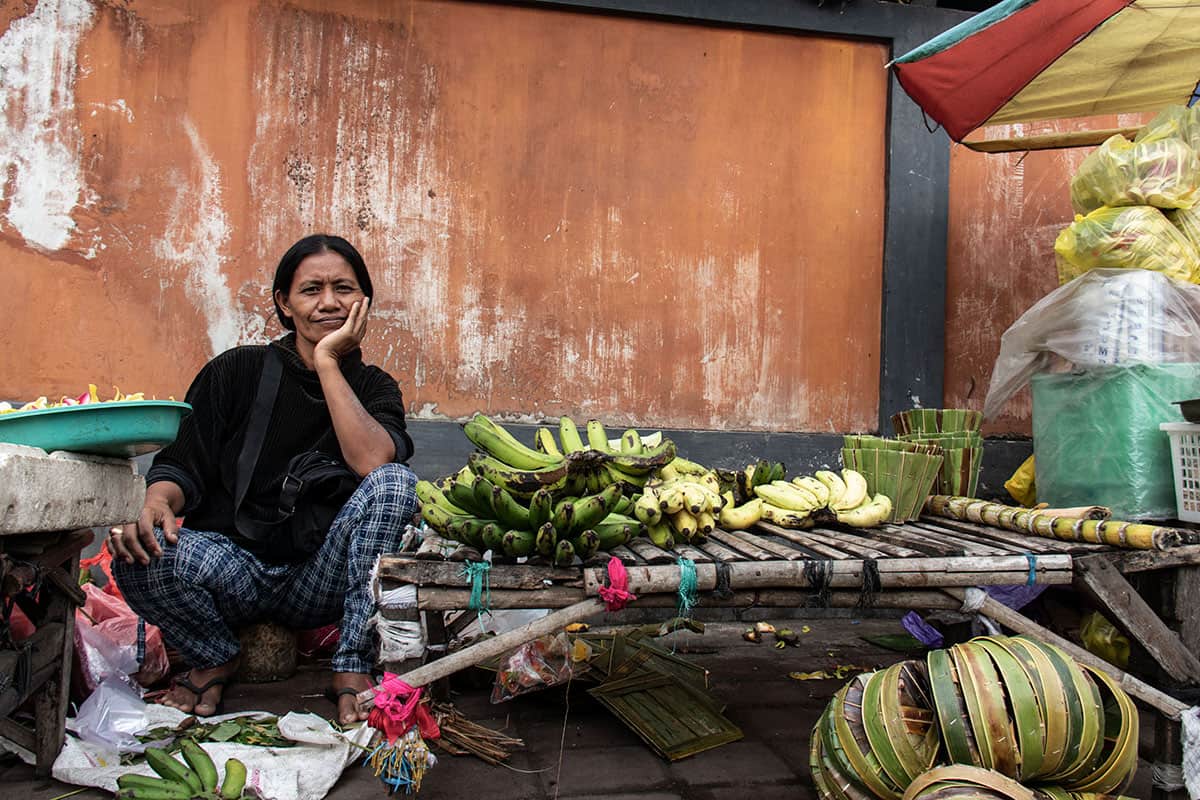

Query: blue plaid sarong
113;462;417;674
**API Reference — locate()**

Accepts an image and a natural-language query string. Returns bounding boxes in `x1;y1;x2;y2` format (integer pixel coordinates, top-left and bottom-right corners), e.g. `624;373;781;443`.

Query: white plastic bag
983;269;1200;418
71;676;149;753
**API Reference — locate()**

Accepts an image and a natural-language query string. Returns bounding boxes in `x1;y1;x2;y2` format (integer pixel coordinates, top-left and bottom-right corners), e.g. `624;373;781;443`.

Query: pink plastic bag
74;584;169;690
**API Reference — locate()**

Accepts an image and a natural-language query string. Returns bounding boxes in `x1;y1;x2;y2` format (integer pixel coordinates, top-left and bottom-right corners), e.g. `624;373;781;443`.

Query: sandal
170;672;230;717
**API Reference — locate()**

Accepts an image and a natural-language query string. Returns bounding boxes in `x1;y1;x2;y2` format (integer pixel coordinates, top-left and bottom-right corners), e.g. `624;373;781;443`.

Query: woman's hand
109;483;183;565
314;296;370;367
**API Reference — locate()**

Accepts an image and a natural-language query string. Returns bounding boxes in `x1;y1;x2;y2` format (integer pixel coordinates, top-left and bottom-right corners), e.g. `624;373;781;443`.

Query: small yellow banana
833;469;869;511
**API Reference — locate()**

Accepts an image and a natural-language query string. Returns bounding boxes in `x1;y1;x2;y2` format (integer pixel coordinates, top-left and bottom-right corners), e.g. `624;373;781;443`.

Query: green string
676;557;698;619
461;560;491;618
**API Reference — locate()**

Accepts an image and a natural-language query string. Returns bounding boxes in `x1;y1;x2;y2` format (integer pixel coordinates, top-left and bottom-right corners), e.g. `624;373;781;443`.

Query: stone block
0;444;145;534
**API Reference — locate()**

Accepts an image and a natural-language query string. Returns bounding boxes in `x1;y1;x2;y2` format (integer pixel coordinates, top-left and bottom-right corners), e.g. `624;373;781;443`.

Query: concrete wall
3;0;889;434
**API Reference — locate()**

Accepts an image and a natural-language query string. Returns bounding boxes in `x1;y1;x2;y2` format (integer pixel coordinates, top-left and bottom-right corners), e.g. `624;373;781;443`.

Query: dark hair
271;234;375;330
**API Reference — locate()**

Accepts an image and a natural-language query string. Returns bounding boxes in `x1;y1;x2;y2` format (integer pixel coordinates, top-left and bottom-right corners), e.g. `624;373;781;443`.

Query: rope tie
804;560;833;608
598;556;636;611
675;558;698;619
1024;553;1038;586
461;560;491;613
713;562;734;599
367;674;441;743
857;558;881;609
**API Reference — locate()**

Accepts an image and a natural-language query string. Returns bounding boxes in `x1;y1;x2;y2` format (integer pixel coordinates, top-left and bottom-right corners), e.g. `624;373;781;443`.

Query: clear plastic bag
72;676;149;752
1053;205;1200;285
984;269;1200;419
491;632;575;703
1135;103;1200;153
1070;134;1200;215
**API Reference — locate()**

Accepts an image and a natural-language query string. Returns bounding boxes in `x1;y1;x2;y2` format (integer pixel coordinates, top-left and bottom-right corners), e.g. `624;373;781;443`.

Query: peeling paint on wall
0;0;95;252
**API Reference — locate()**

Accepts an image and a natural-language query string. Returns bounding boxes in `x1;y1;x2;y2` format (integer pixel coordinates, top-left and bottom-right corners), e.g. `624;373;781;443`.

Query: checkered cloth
114;463;417;674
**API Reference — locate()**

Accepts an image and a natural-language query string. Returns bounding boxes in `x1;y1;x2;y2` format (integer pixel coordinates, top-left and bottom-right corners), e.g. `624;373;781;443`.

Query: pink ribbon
597;556;637;611
367;674;440;743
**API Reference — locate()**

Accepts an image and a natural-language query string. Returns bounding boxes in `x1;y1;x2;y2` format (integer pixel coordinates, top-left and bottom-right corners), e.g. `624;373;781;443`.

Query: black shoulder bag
233;348;362;562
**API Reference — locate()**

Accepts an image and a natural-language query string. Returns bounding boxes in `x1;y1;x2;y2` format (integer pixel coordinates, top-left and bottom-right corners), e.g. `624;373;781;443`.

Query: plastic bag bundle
983;269;1200;419
1135;103;1200;153
1053;205;1200;285
1070;134;1200;215
1168;203;1200;254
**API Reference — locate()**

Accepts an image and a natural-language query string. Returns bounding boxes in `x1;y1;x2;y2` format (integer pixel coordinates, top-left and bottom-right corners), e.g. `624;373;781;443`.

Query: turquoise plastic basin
0;400;192;458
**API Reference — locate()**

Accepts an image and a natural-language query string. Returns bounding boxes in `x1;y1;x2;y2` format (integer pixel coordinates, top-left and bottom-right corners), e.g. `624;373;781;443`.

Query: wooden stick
357;597;607;710
941;588;1189;720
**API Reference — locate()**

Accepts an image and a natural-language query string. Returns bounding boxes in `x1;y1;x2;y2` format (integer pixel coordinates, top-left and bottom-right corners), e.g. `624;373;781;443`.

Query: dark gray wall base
405;419;1033;503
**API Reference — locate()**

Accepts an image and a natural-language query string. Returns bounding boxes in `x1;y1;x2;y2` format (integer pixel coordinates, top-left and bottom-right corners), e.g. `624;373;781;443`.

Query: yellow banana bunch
643;469;725;544
750;468;892;530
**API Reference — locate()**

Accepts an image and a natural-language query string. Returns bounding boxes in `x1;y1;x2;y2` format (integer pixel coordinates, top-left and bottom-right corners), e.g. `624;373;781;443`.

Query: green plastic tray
0;401;192;458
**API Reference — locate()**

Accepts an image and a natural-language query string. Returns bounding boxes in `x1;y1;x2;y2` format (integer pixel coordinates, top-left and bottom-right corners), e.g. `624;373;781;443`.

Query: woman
111;234;416;726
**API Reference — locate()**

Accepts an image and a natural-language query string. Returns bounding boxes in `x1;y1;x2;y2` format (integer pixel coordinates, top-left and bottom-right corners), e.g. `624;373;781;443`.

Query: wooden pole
357;597;608;710
941;588;1188;720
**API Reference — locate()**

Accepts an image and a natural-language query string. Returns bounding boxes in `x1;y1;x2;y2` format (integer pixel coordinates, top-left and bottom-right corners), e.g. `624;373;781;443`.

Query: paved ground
2;614;1157;800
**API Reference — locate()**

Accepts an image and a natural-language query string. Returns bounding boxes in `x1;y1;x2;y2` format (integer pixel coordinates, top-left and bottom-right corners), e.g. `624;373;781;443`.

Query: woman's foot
162;659;239;717
332;671;374;726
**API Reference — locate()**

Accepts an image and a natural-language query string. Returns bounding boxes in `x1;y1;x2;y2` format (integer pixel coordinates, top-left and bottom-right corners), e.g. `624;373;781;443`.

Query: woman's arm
314;297;396;476
111;480;185;565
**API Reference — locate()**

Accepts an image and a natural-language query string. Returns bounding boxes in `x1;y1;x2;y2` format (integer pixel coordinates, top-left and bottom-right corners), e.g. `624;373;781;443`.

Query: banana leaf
928;648;981;767
903;765;1036;800
1000;637;1071;780
1022;639;1103;783
952;643;1020;777
1064;667;1139;795
863;668;923;788
815;708;880;800
974;638;1046;781
879;661;941;781
829;675;904;799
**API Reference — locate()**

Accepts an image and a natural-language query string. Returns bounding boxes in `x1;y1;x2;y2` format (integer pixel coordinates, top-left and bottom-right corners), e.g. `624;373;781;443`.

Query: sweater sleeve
145;349;247;513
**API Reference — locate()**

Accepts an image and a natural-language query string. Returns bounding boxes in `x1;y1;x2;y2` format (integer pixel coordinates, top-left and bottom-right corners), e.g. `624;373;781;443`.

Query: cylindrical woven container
237;622;298;683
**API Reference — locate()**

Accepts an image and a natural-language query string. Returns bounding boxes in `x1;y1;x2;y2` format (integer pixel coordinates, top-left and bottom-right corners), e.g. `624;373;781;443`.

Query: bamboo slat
870;525;964;557
753;522;857;559
672;543;712;563
707;529;779;561
906;521;1030;555
709;528;808;561
625;538;676;564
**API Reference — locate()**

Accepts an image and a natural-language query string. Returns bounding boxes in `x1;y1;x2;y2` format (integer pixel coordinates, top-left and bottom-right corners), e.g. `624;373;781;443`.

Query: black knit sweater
146;334;413;555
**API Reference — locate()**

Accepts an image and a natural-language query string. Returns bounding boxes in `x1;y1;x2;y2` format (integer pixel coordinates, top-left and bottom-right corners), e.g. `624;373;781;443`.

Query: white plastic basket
1160;422;1200;522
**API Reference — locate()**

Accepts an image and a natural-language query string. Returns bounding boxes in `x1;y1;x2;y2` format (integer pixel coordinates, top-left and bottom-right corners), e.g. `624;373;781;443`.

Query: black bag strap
234;347;282;521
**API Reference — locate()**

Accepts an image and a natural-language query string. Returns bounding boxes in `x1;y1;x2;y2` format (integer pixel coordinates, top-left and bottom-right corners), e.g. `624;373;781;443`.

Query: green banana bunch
180;740;218;795
734;460;787;503
145;747;205;796
468;452;569;497
115;774;194;800
463;413;564;471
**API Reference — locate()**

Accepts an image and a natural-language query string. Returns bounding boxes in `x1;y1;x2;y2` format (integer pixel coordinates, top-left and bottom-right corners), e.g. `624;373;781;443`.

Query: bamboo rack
925;495;1200;550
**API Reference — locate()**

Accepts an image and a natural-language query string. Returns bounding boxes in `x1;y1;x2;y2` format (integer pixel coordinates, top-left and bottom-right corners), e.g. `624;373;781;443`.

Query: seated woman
110;233;416;726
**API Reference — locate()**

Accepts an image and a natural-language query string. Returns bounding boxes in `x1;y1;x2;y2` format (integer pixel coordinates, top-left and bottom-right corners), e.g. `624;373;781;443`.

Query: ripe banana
753;482;817;512
833;469;868;511
792;476;830;507
835;494;893;528
668;508;698;540
718;496;763;531
760;502;813;528
669;456;710;476
695;510;715;534
220;758;247;800
815;470;847;508
633;492;663;526
180;738;218;794
463;413;564;470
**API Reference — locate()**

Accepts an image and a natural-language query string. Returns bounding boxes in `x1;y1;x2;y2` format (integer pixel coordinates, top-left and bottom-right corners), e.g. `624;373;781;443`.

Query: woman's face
275;250;366;348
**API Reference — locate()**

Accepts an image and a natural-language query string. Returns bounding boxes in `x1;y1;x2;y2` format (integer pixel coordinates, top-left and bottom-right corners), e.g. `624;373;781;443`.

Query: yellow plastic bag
1168;203;1200;254
1070;134;1200;215
1080;611;1129;670
1004;455;1036;507
1054;205;1200;285
1135;103;1200;154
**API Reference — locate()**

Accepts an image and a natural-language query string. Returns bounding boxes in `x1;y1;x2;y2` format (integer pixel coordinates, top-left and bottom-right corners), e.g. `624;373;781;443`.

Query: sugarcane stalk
925;496;1198;550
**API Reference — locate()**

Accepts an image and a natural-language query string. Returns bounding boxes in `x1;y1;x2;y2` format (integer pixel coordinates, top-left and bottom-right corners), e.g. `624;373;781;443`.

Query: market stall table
377;509;1200;799
0;443;145;775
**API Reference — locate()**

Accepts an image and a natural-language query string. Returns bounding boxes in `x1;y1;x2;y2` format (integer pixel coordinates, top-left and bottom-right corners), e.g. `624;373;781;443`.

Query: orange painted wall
2;0;888;433
943;116;1155;436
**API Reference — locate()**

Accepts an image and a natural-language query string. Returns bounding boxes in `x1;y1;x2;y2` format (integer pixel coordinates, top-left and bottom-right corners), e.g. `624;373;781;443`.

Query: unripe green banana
669;456;710;476
447;475;488;516
415;480;467;514
220;758;247;800
604;462;649;489
144;746;204;796
480;522;505;551
585;419;613;453
645;521;675;550
570;484;623;535
492;485;532;531
633;493;663;526
535;522;558;558
463;413;563;470
612;494;636;516
553;538;576;567
559;416;586;453
115;774;195;800
468;452;570;498
571;529;600;560
606;440;677;475
594;522;636;549
446;517;488;549
180;738;218;794
620;429;642;454
534;427;561;457
551;500;575;536
750;460;772;487
528;488;554;529
472;476;499;518
502;529;536;557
